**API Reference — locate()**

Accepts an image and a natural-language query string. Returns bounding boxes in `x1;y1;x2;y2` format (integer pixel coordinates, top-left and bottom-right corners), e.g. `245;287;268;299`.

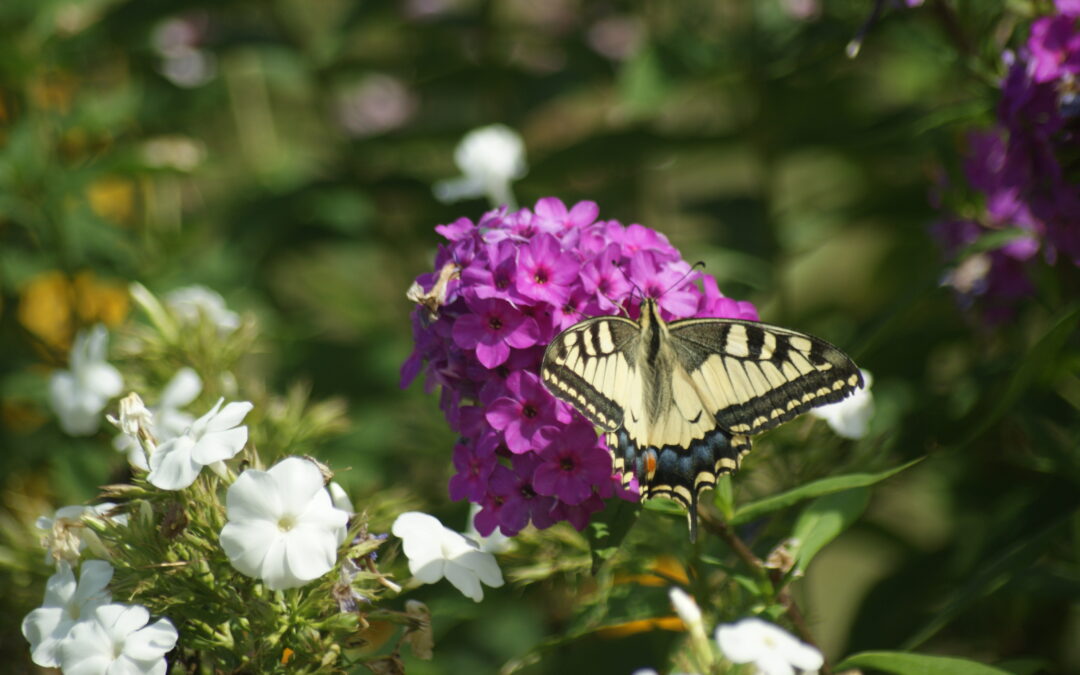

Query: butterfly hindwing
666;319;864;435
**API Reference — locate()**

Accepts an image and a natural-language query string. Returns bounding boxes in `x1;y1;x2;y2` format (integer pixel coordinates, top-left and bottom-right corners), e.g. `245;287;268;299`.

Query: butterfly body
541;297;863;540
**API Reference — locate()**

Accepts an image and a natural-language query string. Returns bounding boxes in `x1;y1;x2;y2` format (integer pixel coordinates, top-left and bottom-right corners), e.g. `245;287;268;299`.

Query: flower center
560;456;575;471
487;315;503;331
278;515;297;532
533;268;549;285
522;404;538;419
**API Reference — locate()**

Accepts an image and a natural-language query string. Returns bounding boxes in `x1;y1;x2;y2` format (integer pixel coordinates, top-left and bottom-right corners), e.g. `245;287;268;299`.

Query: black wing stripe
541;359;624;431
718;370;861;433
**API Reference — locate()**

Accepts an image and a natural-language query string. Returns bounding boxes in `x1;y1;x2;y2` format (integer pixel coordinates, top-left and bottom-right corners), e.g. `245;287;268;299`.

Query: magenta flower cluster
934;1;1080;321
402;198;759;536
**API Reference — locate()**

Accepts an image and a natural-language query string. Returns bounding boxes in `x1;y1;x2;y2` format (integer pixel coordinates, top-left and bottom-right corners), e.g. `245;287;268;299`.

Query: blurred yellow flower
87;177;136;224
1;399;47;434
17;270;129;351
614;555;690;587
595;616;685;638
28;72;76;113
73;271;129;326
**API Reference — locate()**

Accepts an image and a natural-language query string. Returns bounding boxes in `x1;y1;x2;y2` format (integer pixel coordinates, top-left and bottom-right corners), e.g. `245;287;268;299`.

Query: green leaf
586;498;641;574
902;512;1069;650
714;474;734;521
731;458;922;525
837;651;1012;675
962;307;1080;444
791;487;869;573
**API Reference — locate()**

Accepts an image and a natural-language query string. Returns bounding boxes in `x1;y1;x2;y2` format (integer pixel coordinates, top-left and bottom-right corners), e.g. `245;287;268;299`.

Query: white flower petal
258;537;301;590
188;397;224;436
225;470;284;521
786;640;825;671
122;618;178;661
717;621;762;664
328;482;353;514
669;588;703;632
22;606;67;667
204;400;253;433
269;457;327;514
755;652;797;675
392;512;444;567
82;363;124;398
283;528;337;581
454;549;504;589
97;603;150;638
41;561;78;606
810;370;874;439
189;427;247;464
147;436;201;490
220;519;279;577
444;560;484;602
410;557;446;585
159;367;202;408
73;560;114;606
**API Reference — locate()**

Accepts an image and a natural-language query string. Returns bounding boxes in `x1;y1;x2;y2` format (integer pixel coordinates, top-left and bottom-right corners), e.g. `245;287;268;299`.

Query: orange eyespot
645;451;657;478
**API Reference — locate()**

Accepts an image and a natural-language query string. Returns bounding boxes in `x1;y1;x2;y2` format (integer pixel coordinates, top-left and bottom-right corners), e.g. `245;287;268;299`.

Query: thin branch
700;508;832;674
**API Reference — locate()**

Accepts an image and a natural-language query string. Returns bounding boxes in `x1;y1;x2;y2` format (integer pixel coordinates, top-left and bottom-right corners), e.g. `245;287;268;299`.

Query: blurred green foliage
1;0;1078;673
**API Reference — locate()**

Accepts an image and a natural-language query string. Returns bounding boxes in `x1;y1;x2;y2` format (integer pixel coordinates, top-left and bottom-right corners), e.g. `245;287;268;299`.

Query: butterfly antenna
659;261;705;300
622;279;644;318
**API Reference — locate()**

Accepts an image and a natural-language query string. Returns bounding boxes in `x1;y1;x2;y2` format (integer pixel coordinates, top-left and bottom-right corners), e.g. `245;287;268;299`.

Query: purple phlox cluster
932;3;1080;321
403;198;758;536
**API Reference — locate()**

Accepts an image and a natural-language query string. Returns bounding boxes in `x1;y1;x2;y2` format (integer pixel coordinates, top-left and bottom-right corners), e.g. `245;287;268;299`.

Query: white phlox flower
716;617;824;675
391;511;504;602
809;369;874;440
165;284;241;334
37;503;126;566
219;456;350;590
669;587;706;637
21;560;113;668
433;124;527;208
113;368;202;471
147;397;252;490
49;324;124;436
59;603;178;675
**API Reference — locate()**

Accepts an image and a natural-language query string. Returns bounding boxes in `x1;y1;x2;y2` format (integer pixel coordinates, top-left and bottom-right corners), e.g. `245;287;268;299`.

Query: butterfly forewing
667;319;863;435
541;317;641;432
